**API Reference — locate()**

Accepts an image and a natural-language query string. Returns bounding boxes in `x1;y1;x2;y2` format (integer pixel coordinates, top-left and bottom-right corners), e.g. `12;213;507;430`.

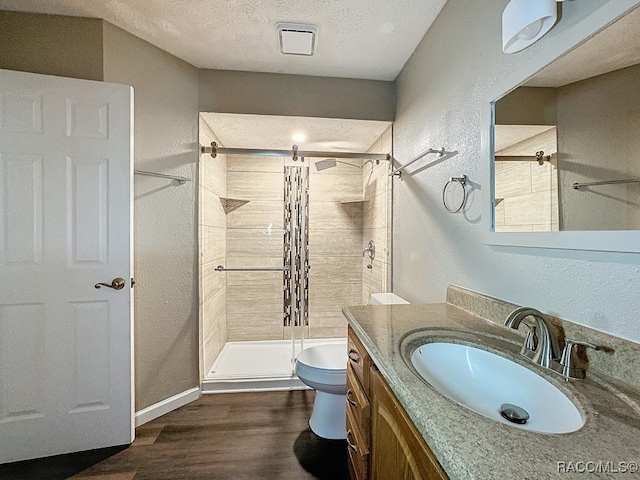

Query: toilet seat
296;343;347;371
295;343;347;388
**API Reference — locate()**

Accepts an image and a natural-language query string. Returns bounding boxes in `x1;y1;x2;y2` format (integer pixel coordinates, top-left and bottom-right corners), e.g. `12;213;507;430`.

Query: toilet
295;342;348;439
295;292;410;440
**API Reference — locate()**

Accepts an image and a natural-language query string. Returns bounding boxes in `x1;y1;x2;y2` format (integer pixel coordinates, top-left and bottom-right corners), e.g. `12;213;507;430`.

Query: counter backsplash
446;285;640;392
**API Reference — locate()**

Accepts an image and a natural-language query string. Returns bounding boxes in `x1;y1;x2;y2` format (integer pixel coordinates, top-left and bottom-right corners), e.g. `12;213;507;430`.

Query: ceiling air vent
277;23;318;56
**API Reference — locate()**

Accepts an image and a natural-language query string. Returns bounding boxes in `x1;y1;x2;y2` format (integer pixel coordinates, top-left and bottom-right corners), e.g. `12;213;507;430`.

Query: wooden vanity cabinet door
370;369;449;480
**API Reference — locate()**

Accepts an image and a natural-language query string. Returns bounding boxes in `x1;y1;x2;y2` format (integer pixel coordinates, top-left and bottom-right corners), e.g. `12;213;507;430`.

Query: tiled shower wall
224;155;365;341
200;123;393;368
362;126;393;302
308;158;365;338
225;156;285;341
199;117;227;376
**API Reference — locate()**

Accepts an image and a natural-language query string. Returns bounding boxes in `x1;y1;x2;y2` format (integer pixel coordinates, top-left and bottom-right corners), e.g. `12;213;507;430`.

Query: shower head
314;159;337;171
314;158;380;172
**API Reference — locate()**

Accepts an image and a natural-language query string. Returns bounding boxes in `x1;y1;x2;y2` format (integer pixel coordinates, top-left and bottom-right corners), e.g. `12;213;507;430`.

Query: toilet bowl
295;342;348;439
295;292;409;440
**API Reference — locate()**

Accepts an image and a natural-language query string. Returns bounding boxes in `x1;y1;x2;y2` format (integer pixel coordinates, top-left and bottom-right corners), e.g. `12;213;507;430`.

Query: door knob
95;277;126;290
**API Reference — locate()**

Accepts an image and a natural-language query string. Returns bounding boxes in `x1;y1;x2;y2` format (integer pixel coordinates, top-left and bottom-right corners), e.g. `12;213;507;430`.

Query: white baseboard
135;387;200;427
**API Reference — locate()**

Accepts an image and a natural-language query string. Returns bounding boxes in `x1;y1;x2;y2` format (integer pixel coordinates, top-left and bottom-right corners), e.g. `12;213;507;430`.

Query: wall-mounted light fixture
502;0;562;54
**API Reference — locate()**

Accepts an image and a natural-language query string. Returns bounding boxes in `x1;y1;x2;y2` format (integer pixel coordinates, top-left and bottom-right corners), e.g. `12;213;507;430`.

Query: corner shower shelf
220;197;250;214
340;199;369;204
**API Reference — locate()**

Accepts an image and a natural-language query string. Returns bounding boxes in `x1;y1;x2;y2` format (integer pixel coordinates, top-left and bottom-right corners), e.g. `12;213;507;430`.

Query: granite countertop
343;302;640;479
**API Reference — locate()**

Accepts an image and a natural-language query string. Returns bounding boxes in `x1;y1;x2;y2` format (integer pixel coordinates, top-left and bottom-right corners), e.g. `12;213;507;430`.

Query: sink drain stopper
500;403;530;424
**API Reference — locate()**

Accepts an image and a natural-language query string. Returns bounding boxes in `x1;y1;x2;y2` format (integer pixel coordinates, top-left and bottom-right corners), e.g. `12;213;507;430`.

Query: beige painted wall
393;0;640;342
495;87;557;126
102;23;200;410
557;63;640;231
0;10;103;81
198;69;395;121
198;117;227;376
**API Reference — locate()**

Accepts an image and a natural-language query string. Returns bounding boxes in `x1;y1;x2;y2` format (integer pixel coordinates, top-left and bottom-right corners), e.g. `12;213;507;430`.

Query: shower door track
201;142;390;161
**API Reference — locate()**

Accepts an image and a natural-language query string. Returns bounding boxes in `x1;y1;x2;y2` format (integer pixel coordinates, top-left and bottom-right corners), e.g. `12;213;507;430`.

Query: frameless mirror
483;4;640;253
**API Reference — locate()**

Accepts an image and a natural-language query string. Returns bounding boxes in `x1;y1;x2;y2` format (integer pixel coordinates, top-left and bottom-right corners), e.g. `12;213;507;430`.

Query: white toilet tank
369;293;410;305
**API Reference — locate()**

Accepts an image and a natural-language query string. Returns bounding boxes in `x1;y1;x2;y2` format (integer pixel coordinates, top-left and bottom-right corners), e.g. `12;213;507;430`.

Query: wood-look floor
0;390;349;480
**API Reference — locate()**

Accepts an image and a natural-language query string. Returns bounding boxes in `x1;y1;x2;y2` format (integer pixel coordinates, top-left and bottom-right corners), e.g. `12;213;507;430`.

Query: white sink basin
410;342;584;434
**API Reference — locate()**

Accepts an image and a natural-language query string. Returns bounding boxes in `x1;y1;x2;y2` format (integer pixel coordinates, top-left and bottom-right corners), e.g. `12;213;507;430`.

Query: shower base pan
202;338;345;394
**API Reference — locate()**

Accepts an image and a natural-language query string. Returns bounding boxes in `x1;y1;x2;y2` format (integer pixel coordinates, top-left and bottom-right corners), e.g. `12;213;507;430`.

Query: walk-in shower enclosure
198;114;393;390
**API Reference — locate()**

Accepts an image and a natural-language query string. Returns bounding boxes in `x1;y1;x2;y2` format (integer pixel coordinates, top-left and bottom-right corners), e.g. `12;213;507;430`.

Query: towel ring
442;175;468;213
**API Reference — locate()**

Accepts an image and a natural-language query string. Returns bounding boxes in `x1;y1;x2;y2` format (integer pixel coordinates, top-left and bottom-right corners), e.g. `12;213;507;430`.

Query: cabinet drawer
348;445;369;480
347;405;369;480
347;404;370;457
348;326;372;393
347;363;370;441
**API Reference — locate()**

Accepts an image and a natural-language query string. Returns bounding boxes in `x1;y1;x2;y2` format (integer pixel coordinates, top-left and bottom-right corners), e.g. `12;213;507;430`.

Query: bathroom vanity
347;327;447;480
343;286;640;479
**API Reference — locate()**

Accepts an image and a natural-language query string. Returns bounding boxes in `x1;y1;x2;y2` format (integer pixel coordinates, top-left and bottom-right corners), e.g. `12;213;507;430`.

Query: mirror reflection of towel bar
572;178;640;190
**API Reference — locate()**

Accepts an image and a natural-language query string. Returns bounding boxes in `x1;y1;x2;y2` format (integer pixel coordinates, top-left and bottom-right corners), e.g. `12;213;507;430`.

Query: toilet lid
297;343;347;371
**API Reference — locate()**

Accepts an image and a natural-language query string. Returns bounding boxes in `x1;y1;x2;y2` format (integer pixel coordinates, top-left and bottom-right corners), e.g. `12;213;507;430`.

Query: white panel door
0;69;133;463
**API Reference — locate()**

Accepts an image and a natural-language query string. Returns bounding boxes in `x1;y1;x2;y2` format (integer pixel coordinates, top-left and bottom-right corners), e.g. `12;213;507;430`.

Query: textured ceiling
201;113;391;152
0;0;448;81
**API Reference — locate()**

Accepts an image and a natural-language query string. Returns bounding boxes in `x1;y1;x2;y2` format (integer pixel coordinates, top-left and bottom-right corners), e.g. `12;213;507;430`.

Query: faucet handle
363;240;376;259
560;340;601;380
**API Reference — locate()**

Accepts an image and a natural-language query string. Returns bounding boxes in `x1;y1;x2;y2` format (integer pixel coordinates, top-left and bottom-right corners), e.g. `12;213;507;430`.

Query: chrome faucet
362;240;375;269
504;307;562;370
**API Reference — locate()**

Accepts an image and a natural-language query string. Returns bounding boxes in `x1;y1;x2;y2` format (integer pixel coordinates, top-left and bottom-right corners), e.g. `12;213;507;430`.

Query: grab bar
390;147;459;177
390;147;444;177
134;170;191;184
214;265;290;272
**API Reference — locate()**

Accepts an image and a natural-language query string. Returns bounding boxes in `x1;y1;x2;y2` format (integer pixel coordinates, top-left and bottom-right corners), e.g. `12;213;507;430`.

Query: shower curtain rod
200;142;390;161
